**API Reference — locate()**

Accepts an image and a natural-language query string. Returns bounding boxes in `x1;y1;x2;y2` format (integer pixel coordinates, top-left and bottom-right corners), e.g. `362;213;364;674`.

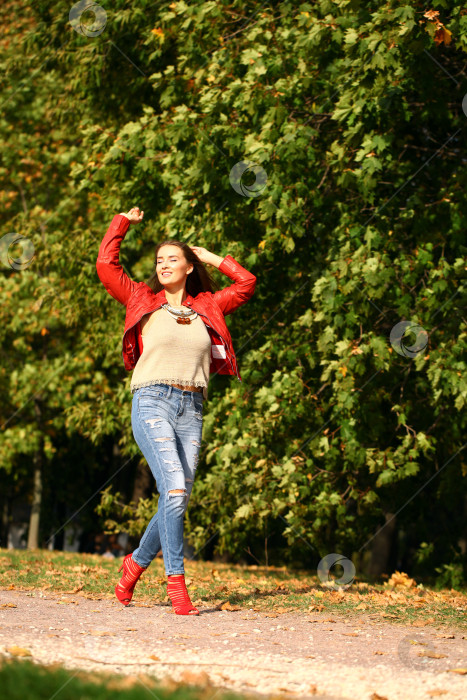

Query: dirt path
1;589;466;700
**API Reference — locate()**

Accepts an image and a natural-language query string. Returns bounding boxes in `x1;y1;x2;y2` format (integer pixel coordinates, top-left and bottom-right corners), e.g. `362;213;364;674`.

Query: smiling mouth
161;272;172;277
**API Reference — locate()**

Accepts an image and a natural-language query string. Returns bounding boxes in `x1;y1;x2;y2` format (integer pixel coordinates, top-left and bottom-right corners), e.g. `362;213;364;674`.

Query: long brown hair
145;240;219;296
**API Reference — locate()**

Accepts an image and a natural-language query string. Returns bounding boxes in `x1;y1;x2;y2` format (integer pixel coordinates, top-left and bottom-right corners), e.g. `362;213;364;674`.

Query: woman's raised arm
190;245;256;316
96;207;144;306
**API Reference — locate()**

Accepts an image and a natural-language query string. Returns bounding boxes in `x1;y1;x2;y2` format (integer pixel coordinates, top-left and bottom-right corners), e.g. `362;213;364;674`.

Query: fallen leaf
374;651;385;655
179;670;211;686
412;618;435;627
0;603;17;608
370;694;388;700
89;630;114;637
217;601;241;611
435;634;454;639
343;632;359;637
309;684;318;694
271;606;290;614
387;571;416;588
6;646;31;657
275;581;288;590
446;668;467;675
427;691;449;697
417;651;447;659
148;655;160;661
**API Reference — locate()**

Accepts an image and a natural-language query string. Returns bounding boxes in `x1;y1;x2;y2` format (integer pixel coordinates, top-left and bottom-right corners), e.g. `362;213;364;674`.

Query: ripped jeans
130;383;203;575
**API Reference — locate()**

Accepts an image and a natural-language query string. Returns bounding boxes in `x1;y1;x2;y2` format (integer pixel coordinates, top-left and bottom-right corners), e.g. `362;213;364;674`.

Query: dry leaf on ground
5;646;32;657
387;571;417;588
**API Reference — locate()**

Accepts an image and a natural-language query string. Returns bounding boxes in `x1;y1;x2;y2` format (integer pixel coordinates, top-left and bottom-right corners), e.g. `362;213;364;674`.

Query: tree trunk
367;512;397;580
1;498;10;548
27;399;44;550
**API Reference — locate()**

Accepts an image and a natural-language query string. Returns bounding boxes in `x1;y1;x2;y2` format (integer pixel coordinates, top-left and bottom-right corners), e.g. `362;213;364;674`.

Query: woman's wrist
207;253;224;268
190;246;224;268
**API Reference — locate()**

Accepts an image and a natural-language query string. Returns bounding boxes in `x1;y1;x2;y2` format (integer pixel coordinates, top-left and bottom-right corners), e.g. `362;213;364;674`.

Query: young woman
96;206;256;615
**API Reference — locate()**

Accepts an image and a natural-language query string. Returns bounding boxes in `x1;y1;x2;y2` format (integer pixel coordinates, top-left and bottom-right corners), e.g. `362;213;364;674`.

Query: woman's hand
190;246;223;268
119;207;144;224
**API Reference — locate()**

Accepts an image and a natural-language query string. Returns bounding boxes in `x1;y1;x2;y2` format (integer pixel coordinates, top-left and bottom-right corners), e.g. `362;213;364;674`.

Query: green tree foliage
1;1;466;582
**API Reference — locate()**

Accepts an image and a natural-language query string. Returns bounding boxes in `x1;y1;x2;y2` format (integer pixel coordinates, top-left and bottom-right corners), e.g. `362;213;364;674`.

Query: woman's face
156;244;193;289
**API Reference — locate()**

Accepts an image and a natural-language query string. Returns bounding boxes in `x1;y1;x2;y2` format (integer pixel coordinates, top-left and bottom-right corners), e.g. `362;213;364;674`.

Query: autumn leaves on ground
1;549;466;631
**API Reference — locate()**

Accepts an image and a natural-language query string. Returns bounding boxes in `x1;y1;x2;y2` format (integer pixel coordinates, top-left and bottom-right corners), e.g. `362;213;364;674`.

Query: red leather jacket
96;214;257;381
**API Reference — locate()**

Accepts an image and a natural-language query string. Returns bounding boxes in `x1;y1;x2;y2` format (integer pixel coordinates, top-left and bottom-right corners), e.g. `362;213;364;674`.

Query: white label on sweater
212;344;226;359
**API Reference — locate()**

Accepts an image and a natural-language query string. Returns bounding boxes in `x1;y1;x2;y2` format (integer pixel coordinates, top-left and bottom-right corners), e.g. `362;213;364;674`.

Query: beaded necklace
161;302;198;325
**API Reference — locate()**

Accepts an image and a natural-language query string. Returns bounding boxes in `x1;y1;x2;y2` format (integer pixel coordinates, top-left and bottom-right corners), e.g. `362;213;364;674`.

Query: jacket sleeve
96;214;139;307
211;254;257;316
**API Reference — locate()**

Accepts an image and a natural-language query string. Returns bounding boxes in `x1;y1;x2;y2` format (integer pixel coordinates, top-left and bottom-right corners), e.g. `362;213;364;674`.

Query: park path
0;589;466;700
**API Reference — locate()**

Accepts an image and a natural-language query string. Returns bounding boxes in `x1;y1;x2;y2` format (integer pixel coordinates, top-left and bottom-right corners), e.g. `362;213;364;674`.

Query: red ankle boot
167;574;199;615
115;553;147;606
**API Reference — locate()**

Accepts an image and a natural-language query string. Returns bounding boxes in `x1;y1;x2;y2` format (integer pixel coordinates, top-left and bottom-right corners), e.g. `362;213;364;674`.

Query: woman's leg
135;401;202;560
165;390;203;614
132;509;161;566
130;390;163;567
130;386;202;575
173;393;203;516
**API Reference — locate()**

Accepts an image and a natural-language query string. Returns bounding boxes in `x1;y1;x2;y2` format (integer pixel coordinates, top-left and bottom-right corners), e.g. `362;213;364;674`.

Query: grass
0;656;255;700
1;548;466;631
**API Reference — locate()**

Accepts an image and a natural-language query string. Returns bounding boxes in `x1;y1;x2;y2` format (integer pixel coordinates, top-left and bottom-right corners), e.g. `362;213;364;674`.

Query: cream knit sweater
130;306;211;400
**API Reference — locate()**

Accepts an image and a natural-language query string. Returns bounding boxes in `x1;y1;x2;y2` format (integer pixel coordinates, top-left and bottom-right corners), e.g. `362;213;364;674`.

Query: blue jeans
130;383;203;575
